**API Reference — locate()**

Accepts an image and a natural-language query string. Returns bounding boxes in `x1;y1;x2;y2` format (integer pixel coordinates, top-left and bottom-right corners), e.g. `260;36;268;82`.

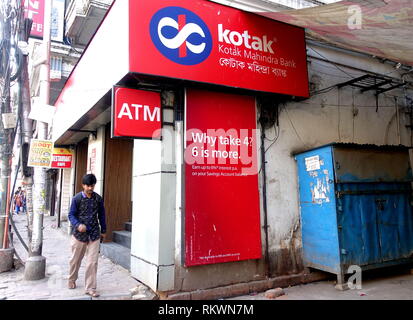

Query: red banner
23;0;45;38
112;87;162;139
129;0;309;97
184;89;262;266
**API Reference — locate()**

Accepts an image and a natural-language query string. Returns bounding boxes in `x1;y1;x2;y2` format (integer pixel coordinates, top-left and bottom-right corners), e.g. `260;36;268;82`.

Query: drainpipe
395;97;401;145
57;169;63;228
259;106;270;278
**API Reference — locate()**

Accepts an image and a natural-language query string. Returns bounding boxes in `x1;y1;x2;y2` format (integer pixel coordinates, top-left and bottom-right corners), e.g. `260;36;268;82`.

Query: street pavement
0;213;148;300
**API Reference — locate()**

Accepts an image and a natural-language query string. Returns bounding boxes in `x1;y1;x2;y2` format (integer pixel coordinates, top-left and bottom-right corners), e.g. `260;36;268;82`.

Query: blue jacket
68;191;106;242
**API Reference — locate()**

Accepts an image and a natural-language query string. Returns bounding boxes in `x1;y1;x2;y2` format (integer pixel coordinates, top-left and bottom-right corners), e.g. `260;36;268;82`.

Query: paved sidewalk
0;213;147;300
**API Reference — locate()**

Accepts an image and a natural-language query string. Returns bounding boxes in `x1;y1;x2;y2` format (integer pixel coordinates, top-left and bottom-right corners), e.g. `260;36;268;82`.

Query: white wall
169;43;413;290
262;43;413;275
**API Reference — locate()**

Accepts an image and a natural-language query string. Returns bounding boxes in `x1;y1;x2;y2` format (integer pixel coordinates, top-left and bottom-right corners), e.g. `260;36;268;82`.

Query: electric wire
264;122;279;141
265;122;280;153
0;0;23;101
309;46;409;79
1;3;31;259
6;114;29;255
310;46;356;78
284;105;307;147
308;48;413;98
7;156;29;258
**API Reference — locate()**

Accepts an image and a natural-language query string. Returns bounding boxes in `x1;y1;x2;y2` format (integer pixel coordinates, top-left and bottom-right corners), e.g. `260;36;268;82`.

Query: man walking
68;174;106;297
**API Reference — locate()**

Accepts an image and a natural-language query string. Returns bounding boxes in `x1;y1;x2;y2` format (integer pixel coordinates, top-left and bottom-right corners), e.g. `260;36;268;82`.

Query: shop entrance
74;138;89;193
103;124;133;242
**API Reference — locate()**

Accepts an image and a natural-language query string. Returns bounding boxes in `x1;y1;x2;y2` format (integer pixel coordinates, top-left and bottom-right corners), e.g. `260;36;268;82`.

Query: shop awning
258;0;413;67
52;0;134;145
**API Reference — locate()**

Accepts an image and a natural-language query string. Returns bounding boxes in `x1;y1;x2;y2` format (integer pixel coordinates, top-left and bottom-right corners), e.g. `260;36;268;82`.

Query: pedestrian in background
20;188;26;213
13;189;23;214
68;173;106;297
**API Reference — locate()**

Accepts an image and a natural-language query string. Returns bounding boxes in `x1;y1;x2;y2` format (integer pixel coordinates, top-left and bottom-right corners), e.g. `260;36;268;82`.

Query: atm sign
112;87;162;139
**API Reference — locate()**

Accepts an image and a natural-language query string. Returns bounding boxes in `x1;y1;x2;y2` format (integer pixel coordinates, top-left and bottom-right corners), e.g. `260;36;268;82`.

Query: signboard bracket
68;129;97;139
163;121;175;128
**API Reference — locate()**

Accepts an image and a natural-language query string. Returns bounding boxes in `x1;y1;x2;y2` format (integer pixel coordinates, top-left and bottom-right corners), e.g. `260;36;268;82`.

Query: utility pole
0;0;16;273
0;2;13;249
24;0;51;281
18;16;34;242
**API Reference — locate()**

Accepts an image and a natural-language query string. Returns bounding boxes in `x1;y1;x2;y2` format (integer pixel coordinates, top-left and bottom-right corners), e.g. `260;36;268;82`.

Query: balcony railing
65;0;113;46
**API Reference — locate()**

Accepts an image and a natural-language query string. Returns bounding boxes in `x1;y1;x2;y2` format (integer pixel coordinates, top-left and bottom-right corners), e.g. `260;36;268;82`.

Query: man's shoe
85;290;100;297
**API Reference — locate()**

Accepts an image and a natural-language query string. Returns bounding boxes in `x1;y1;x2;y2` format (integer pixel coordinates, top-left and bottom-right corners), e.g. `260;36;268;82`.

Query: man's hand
100;233;106;242
77;224;87;233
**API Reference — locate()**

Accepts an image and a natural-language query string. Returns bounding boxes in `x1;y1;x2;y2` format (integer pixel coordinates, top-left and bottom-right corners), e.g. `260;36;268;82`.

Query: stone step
100;242;130;270
113;230;131;249
124;222;132;232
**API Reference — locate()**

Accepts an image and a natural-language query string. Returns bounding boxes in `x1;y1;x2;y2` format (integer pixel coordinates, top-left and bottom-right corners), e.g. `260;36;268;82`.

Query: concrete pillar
0;248;14;273
24;255;46;280
130;93;176;293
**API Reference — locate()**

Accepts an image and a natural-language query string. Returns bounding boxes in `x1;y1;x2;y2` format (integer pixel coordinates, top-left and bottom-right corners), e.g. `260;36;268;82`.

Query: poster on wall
184;89;262;267
23;0;45;39
28;139;54;168
23;0;65;40
88;147;96;174
51;0;65;42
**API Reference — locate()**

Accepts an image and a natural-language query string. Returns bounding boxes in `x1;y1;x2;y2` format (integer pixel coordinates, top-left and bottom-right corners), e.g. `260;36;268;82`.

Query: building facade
44;0;413;297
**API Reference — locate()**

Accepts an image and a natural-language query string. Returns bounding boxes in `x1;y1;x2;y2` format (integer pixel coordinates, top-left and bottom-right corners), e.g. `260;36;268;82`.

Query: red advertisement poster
129;0;309;97
184;89;262;266
23;0;45;38
112;87;162;139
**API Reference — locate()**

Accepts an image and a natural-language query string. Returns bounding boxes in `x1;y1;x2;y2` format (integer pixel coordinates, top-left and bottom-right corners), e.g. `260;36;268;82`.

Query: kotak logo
150;7;212;65
218;25;274;54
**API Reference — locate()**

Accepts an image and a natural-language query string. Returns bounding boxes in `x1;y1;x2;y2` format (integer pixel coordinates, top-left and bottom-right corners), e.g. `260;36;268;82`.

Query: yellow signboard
28;139;54;168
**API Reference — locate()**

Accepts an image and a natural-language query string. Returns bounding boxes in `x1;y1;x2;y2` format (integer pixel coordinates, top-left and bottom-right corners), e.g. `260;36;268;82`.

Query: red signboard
184;89;262;266
112;87;162;139
50;148;73;169
23;0;45;38
129;0;309;97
